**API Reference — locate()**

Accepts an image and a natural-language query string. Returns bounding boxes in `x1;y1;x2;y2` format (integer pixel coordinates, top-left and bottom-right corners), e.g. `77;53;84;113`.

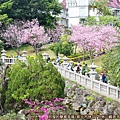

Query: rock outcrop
64;80;120;116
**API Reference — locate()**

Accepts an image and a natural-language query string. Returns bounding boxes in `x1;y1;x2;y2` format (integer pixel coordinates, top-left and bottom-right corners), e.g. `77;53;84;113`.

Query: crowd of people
54;55;107;83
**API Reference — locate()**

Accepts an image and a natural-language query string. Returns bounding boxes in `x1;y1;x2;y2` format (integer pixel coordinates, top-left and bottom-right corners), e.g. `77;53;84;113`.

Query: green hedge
68;54;90;62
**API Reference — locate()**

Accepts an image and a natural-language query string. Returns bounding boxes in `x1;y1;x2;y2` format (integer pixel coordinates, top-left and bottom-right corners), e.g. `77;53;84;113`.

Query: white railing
56;65;120;102
1;57;120;102
0;57;26;65
0;58;16;65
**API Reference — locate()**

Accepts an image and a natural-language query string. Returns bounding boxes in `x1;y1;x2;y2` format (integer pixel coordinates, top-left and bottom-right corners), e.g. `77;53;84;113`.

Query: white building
58;0;95;28
66;0;89;28
58;0;120;28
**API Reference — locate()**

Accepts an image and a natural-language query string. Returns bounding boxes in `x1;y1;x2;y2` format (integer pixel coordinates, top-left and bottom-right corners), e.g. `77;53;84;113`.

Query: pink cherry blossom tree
1;19;48;55
23;19;48;55
70;24;117;64
1;21;25;55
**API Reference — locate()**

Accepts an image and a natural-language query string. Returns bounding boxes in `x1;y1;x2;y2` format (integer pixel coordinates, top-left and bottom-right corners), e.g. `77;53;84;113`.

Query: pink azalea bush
24;98;65;120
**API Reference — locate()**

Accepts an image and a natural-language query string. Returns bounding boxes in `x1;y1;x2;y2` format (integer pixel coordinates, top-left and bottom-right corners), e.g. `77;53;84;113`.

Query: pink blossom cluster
23;19;48;46
24;98;65;120
1;19;48;54
1;23;25;48
70;24;117;53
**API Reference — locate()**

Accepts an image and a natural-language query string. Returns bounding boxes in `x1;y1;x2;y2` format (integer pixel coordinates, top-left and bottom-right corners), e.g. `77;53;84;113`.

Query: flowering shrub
24;98;65;120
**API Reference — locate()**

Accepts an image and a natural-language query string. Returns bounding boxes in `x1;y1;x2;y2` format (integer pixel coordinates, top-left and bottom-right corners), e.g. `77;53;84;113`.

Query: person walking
101;73;107;83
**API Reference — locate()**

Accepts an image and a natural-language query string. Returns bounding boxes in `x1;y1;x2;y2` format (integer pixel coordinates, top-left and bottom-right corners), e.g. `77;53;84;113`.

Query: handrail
56;65;120;102
0;58;26;64
1;58;120;102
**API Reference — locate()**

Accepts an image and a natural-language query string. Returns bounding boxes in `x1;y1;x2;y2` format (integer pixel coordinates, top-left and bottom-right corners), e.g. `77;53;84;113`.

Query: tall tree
102;29;120;87
70;25;117;64
0;0;13;24
1;21;25;55
5;54;65;111
5;0;62;29
23;19;48;55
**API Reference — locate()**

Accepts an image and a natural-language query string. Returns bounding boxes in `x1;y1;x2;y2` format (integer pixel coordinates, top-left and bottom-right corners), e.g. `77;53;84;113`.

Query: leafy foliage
89;0;112;16
85;16;119;26
49;34;73;56
102;29;120;85
98;16;119;26
0;0;13;24
4;0;62;28
5;54;65;110
102;48;120;87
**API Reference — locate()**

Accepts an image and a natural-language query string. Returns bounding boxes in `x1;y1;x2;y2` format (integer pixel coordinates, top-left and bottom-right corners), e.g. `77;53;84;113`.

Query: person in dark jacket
101;73;107;83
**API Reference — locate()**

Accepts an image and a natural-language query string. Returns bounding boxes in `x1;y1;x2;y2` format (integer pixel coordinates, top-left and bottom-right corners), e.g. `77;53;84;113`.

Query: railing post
89;63;98;89
1;49;6;63
22;50;27;62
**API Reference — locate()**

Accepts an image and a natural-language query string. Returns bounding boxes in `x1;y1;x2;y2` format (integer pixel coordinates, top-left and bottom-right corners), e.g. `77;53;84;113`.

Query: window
79;7;88;16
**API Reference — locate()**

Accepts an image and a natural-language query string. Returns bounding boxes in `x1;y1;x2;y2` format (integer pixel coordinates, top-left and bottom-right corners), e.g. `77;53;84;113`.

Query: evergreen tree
3;0;62;28
0;0;13;24
5;54;65;111
102;30;120;87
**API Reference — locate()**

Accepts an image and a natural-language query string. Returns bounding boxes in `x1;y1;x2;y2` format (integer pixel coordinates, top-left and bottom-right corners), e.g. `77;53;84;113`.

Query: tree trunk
33;45;37;56
89;49;93;64
0;65;9;112
11;46;20;55
74;44;77;54
82;49;85;62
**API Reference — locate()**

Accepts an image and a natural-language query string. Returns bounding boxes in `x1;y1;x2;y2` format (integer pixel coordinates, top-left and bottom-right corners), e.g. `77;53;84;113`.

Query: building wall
59;0;120;28
66;0;90;28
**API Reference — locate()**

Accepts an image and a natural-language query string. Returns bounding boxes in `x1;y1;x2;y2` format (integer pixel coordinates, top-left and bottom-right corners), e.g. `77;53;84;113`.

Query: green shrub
5;54;65;111
68;54;90;62
67;53;81;58
96;67;103;73
49;40;73;56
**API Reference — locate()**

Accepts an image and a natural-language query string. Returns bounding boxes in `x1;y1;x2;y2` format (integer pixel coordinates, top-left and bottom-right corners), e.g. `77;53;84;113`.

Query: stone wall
64;79;120;116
